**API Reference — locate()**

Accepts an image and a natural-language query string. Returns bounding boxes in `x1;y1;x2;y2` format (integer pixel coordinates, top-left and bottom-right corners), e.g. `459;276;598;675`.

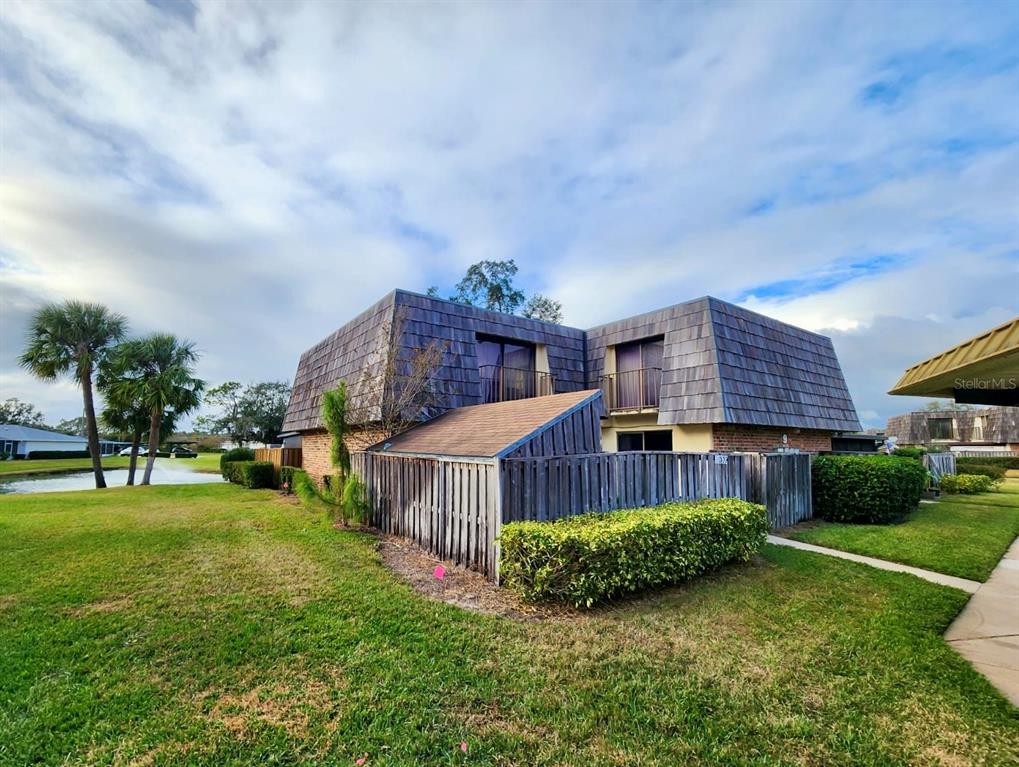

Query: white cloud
0;0;1016;427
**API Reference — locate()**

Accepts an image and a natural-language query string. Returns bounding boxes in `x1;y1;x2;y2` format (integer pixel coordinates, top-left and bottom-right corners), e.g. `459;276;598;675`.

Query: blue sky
0;0;1017;429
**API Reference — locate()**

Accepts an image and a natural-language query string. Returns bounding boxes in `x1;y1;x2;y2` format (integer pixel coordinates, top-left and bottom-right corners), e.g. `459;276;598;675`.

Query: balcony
600;367;662;412
479;365;554;404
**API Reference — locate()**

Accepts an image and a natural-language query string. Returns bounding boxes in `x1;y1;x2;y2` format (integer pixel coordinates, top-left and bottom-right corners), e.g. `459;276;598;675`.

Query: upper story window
603;336;664;410
477;335;551;403
929;417;954;441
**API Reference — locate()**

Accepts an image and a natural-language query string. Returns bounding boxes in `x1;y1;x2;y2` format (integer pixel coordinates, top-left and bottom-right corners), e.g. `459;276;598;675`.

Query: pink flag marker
433;565;446;580
460;741;469;753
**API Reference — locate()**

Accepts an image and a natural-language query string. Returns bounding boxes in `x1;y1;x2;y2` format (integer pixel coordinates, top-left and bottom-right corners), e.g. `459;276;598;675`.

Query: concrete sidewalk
766;535;981;593
944;537;1019;707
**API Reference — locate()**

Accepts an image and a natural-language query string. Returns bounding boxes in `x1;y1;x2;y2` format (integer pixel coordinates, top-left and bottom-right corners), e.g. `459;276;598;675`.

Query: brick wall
711;424;832;453
301;428;387;484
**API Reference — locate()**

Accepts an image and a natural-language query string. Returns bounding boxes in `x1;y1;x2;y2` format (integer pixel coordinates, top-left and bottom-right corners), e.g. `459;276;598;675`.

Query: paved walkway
944;537;1019;707
766;535;981;592
768;534;1019;707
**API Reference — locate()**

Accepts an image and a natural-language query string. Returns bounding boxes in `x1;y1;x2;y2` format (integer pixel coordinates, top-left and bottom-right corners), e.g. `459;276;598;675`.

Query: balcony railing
600;367;662;411
479;365;554;404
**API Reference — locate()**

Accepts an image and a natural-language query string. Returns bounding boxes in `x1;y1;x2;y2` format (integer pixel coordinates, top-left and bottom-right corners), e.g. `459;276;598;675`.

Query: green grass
1;485;1016;766
0;455;131;476
788;478;1019;582
0;452;223;478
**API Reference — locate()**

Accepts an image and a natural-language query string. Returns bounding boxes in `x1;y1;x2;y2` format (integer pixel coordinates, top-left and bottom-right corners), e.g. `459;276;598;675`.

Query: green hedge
220;448;255;476
222;460;275;489
499;499;767;608
940;473;998;495
27;450;90;459
957;456;1019;471
891;446;926;460
953;463;1006;481
812;454;929;524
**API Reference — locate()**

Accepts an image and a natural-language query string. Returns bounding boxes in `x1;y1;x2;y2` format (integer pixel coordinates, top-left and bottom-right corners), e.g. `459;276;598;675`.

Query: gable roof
586;296;861;432
370;390;602;459
0;424;88;443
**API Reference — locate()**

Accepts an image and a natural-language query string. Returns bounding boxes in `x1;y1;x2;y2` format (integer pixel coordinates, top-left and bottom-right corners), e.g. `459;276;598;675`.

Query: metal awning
889;317;1019;405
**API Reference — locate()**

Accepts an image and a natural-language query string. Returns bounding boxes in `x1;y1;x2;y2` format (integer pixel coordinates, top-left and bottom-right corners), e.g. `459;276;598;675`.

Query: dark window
612;336;664;409
929;418;954;440
477;335;538;403
617;430;673;452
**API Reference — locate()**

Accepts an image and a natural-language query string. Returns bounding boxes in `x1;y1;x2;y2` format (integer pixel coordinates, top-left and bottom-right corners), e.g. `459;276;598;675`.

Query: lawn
0;452;222;478
788;478;1019;582
1;485;1016;765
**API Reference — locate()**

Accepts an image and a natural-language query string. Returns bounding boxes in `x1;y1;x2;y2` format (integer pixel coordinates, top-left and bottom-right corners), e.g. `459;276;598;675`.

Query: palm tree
20;301;127;489
104;334;204;486
99;339;184;487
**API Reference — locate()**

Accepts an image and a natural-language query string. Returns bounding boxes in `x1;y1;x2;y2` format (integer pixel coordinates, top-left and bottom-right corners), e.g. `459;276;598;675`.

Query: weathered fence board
253;447;302;478
352;452;501;579
924;452;957;482
353;450;813;582
500;452;812;530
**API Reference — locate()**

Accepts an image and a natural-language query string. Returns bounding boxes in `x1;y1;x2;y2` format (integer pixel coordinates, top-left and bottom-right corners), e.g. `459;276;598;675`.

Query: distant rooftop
0;424;87;442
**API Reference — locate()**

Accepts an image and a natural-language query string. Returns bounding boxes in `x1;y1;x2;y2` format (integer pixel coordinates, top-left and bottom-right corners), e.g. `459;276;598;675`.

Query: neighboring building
885;406;1019;453
282;290;861;482
889;317;1018;406
0;424;88;458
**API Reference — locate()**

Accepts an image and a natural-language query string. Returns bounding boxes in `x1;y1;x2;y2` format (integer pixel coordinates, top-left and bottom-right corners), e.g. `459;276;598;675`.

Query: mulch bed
376;535;574;621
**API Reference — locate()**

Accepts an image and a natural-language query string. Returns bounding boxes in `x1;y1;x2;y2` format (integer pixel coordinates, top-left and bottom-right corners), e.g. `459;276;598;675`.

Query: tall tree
0;398;47;427
53;416;87;436
521;293;563;324
450;260;526;314
19;300;127;489
196;380;291;446
99;340;156;486
105;334;204;486
196;381;248;445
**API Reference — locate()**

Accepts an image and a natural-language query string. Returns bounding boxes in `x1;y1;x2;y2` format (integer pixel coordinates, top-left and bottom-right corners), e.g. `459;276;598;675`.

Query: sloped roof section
370;390;602;458
586;296;861;432
709;298;861;431
889;317;1019;399
0;424;87;442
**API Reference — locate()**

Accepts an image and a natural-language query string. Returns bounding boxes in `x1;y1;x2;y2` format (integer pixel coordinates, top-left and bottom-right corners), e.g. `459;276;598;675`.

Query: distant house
886;406;1019;454
0;424;87;458
282;290;861;482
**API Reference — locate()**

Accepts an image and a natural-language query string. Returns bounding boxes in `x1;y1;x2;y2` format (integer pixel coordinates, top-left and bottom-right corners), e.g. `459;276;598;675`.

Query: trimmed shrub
27;450;90;459
220;447;255;476
222;460;275;489
940;473;998;495
279;466;300;493
812;454;929;524
957;456;1019;471
891;446;926;460
953;463;1006;481
240;461;275;489
499;499;767;608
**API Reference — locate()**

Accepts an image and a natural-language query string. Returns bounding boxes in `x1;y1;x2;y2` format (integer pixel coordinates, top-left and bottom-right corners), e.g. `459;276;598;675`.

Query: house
885;406;1019;454
889;316;1018;406
282;290;860;482
0;424;88;458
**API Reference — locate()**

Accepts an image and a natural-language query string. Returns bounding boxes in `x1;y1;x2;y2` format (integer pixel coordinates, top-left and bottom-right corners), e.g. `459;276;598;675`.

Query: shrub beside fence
352;450;812;581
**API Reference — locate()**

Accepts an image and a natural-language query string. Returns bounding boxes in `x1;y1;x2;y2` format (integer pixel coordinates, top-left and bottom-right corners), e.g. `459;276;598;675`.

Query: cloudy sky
1;0;1017;429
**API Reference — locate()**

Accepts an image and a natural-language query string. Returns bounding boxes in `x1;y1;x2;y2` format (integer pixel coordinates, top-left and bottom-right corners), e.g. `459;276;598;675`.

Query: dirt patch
0;594;16;611
377;535;574;621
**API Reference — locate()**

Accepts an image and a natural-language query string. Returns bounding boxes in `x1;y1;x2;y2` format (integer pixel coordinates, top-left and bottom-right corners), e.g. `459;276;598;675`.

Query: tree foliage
197;380;292;446
321;381;350;474
430;259;564;324
19;300;127;488
0;398;47;427
103;334;204;485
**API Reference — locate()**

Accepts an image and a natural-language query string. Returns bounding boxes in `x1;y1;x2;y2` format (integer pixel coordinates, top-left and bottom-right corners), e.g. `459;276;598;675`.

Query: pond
0;461;226;494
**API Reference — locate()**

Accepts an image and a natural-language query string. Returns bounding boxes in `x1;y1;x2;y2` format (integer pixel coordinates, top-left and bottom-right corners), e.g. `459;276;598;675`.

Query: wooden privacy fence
924;452;956;483
353;450;813;581
500;452;812;529
352;452;501;579
253;447;303;476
